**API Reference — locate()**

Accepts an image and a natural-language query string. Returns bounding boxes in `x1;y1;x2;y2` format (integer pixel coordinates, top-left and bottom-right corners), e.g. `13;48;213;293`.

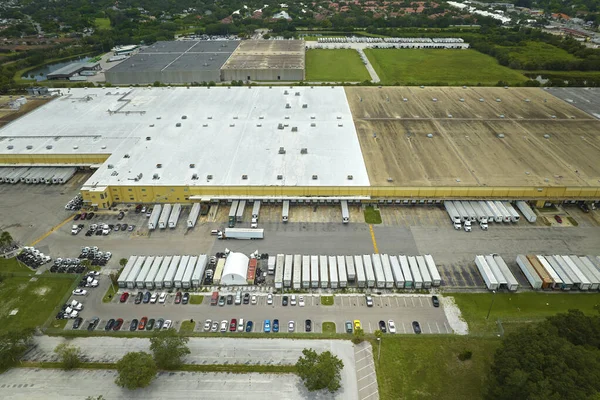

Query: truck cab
228;216;235;228
480;220;488;230
464;220;472;232
453;221;462;230
71;225;80;235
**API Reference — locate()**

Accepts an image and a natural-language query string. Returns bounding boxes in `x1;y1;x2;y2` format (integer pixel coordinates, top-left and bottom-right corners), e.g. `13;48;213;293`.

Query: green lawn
499;41;578;69
189;295;204;305
306;49;371;82
364;49;528;86
0;260;77;335
102;284;118;303
94;18;111;30
320;295;334;306
322;322;336;333
0;257;34;275
364;206;382;224
179;320;196;333
375;336;500;400
452;292;600;335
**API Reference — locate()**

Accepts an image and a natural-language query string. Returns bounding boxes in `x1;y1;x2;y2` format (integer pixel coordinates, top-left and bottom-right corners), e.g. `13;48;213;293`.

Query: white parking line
358;371;376;381
368;322;372;333
403;298;407;307
411;297;415;307
355;347;373;355
356;356;372;364
359;381;378;391
436;321;441;333
427;322;432;333
402;322;406;334
357;363;375;373
362;390;380;400
419;297;423;307
395;297;399;307
444;321;451;333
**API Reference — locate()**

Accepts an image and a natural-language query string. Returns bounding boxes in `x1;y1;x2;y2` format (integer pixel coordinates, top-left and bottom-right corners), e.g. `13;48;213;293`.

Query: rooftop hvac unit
302;104;307;108
347;175;353;180
124;154;130;158
192;174;198;180
338;123;343;127
153;174;160;180
295;92;300;96
311;123;316;127
300;148;307;154
46;145;52;149
312;175;318;180
189;164;195;168
233;116;238;119
107;164;114;169
257;123;262;127
7;145;13;150
26;145;33;149
242;175;248;180
146;137;151;141
230;123;235;127
291;127;298;132
284;90;289;95
284;116;290;119
310;116;315;119
285;103;291;109
387;177;393;182
497;134;505;138
149;124;155;127
202;124;208;127
278;147;286;154
156;164;162;168
111;171;118;176
277;175;283;180
182;115;187;119
207;174;213;180
278;123;284;129
157;116;161;119
207;116;212;119
176;123;181;127
73;146;79;149
259;116;264;119
337;116;342;119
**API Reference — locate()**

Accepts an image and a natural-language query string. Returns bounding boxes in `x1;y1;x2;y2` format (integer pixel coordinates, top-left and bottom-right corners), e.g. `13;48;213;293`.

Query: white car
288;321;295;332
72;289;88;296
388;320;396;334
238;318;245;332
298;296;305;307
220;320;228;332
211;321;219;332
204;319;212;332
267;294;273;305
251;295;257;305
162;320;172;330
290;295;297;306
150;293;158;303
85;279;99;288
158;292;167;303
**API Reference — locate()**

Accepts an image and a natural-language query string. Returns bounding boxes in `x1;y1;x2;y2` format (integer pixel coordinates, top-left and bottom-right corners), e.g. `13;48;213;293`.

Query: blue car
246;320;253;332
273;319;279;333
264;319;271;333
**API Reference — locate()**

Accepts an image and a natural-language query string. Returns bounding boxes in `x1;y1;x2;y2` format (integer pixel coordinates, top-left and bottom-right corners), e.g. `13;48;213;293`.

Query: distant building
46;62;100;80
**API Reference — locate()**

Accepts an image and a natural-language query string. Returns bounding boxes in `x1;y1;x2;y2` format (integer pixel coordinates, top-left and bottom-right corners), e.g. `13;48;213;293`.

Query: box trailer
380;254;394;288
117;256;138;288
468;201;487;223
536;255;563;290
399;255;413;288
252;201;261;219
337;255;348;288
218;228;264;239
341;201;349;223
503;202;520;222
187;203;201;228
484;255;507;289
247;258;257;285
154;256;172;289
329;256;339;289
148;205;162;230
168;203;182;228
163;255;181;289
213;258;225;285
191;255;208;288
515;201;537;223
346;255;356;281
545;255;572;290
235;200;246;222
527;255;552;289
408;256;422;289
319;255;329;288
182;256;197;289
363;255;376;288
283;254;293;288
572;256;600;290
371;254;386;289
424;255;441;287
282;200;290;223
145;256;164;289
416;256;432;289
389;255;404;288
453;201;470;222
275;254;285;290
486;201;504;222
478;201;496;222
228;200;239;227
354;255;366;288
268;256;276;275
173;255;190;289
310;255;319;288
158;203;172;229
136;256;155;289
551;255;578;289
578;256;600;289
492;255;519;291
126;256;146;289
561;256;590;290
293;254;302;289
516;255;542;289
444;201;462;225
493;201;512;222
461;201;478;221
302;255;311;288
475;255;499;290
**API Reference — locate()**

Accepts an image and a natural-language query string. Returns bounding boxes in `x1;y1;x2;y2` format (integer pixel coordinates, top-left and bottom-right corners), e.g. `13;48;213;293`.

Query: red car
174;291;182;304
80;212;87;220
112;318;124;331
138;317;148;330
229;319;237;332
120;292;129;303
554;215;563;224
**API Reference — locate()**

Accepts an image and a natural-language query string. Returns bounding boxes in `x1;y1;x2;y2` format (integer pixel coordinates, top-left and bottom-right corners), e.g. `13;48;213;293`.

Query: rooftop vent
284;90;289;95
278;147;286;154
233;116;238;119
146;137;151;141
176;122;181;127
300;148;307;154
101;145;107;149
157;116;161;120
277;175;283;180
337;116;342;119
291;127;298;132
311;123;316;127
295;92;300;96
347;175;353;180
202;123;208;127
278;123;284;129
153;173;160;180
207;116;212;119
107;164;114;169
26;145;33;150
207;174;213;180
497;134;505;138
387;177;393;182
156;163;162;168
6;145;13;150
182;115;187;119
427;134;433;138
242;174;248;180
123;154;130;158
310;116;315;119
284;116;290;120
285;103;291;109
312;175;318;180
73;146;79;150
338;123;343;127
189;164;195;168
302;104;307;108
192;173;198;180
46;145;53;149
259;116;264;119
230;123;235;127
256;123;262;127
149;124;155;127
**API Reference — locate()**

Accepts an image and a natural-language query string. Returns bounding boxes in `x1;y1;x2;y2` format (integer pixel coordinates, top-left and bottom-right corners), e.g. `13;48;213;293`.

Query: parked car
353;320;361;331
72;317;83;329
87;317;99;331
264;319;271;333
117;211;125;220
218;296;226;306
113;318;124;331
211;321;219;332
150;293;158;304
143;291;151;304
226;294;233;305
134;292;143;304
130;319;138;331
146;318;155;330
412;321;421;334
72;289;87;296
388;320;397;334
155;318;164;330
299;296;305;307
162;320;172;330
220;320;228;332
378;320;387;333
345;321;353;333
554;215;562;223
282;296;288;306
229;319;237;332
432;295;440;307
243;293;250;304
74;214;81;221
238;318;245;332
267;293;273;305
273;319;280;333
290;295;297;306
251;295;257;305
366;296;374;307
138;317;148;330
288;321;295;332
246;320;253;332
305;319;312;332
105;318;116;331
182;292;189;304
204;319;212;332
120;292;129;303
174;292;182;304
159;292;167;303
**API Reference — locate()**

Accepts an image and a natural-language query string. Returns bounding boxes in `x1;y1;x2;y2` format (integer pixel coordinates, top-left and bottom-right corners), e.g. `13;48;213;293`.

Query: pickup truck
71;225;82;235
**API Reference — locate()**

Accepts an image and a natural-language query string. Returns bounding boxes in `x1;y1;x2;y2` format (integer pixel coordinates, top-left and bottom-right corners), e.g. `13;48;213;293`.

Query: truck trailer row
117;254;208;290
0;167;76;184
512;254;600;291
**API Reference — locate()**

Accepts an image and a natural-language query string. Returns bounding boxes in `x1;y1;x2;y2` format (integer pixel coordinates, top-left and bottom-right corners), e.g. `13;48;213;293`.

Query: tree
54;343;81;370
119;258;127;267
149;329;190;370
0;231;13;247
115;352;157;390
296;348;344;393
0;329;33;371
352;327;365;344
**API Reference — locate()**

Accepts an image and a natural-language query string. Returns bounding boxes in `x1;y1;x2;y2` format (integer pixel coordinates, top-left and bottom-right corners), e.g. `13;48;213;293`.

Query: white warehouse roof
222;252;249;285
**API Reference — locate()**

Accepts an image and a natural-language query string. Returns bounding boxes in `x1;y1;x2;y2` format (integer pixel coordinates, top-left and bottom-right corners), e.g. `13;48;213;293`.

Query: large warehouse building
0;86;599;207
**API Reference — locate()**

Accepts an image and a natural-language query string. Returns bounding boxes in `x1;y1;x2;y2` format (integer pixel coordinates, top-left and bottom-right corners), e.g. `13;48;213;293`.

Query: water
22;56;92;81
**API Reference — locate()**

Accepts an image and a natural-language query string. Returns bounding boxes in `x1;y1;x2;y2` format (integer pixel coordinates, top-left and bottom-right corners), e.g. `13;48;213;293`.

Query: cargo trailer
399;255;413;288
453;201;470;222
218;228;264;239
389;255;404;288
275;254;285;289
526;255;552;289
173;255;190;289
268;256;276;275
561;256;590;291
236;200;246;222
252;201;261;219
145;256;164;289
572;256;600;290
493;201;512;222
341;201;349;223
408;256;423;289
371;254;386;289
461;201;478;221
329;256;339;289
168;204;182;228
579;256;600;289
503;202;520;222
424;255;441;287
484;255;507;289
136;256;155;289
117;256;138;288
187;203;201;228
546;255;572;290
475;255;499;290
126;256;146;289
154;256;172;289
469;201;488;223
191;255;208;288
158;204;172;229
516;255;542;289
283;254;293;288
416;256;432;289
536;255;563;290
354;255;366;288
444;201;461;224
213;258;225;285
182;256;197;289
293;254;302;289
337;255;348;288
515;201;536;223
302;255;311;288
346;255;356;281
492;255;519;291
478;201;495;222
148;205;162;230
551;255;578;289
363;255;376;288
310;255;319;288
228;200;239;227
319;255;329;288
380;254;394;288
247;258;257;284
163;255;181;289
282;200;290;223
486;201;503;222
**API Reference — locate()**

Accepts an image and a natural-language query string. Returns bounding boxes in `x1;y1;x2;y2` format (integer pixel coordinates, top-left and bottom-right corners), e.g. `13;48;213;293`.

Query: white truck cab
464;220;472;232
251;217;258;228
480;220;488;230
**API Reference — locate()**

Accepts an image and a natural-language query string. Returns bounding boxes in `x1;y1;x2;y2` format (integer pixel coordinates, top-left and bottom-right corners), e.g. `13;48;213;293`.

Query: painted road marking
368;225;379;254
358;371;376;381
30;214;74;246
362;390;380;400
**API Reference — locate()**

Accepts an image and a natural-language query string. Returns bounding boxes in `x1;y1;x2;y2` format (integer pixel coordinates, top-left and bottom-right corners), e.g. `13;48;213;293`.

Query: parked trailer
493;255;519;291
329;256;339;289
147;205;162;230
292;255;302;289
126;256;146;289
484;255;507;289
54;168;77;184
461;201;478;222
117;256;138;288
468;201;488;223
252;201;261;219
536;255;563;290
166;204;181;229
354;255;366;288
475;255;499;290
389;256;404;288
478;201;496;222
444;201;461;224
282;200;290;223
486;201;504;222
346;255;356;281
319;255;329;288
218;228;264;239
341;201;350;223
516;201;537;223
380;254;394;288
268;256;276;275
362;255;376;288
191;255;207;288
229;200;239;226
493;201;512;222
545;255;572;290
453;201;470;222
187;203;201;228
145;256;164;289
158;204;172;229
416;256;432;289
526;255;552;289
213;258;225;285
371;254;386;289
579;256;600;289
283;254;293;288
154;256;172;289
424;255;441;286
310;255;319;288
572;256;600;290
236;200;246;222
551;255;578;289
275;254;285;290
503;202;520;222
337;255;348;288
399;255;413;288
136;256;155;289
408;256;423;289
561;255;590;291
302;255;311;288
182;256;197;289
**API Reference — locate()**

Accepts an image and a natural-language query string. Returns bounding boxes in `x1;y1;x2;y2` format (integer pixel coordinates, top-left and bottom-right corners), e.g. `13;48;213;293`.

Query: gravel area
441;296;469;335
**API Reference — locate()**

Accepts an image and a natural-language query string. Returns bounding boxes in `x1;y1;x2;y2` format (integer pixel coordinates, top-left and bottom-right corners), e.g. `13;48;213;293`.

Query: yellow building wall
0;154;110;165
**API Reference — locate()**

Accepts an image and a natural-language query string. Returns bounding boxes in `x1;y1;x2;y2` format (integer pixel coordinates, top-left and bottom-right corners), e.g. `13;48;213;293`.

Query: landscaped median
320;295;334;306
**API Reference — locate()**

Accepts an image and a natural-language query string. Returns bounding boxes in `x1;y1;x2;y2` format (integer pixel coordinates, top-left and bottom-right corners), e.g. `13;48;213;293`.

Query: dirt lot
0;96;53;128
346;87;600;187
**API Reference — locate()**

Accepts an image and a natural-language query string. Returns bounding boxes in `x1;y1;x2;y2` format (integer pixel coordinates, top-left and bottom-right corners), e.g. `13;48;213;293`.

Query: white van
235;291;242;305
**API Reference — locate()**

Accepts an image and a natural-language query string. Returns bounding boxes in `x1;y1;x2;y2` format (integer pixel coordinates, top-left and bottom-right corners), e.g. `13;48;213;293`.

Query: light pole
377;337;381;362
486;290;497;320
